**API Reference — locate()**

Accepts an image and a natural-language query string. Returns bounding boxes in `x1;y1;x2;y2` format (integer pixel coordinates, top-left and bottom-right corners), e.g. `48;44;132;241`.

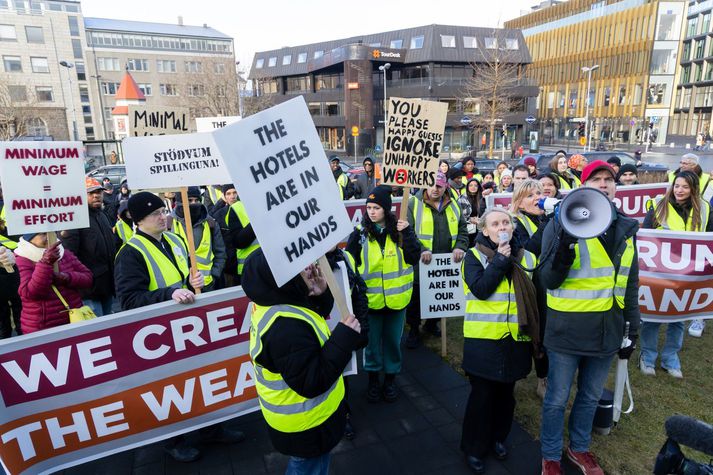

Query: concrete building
0;0;88;141
84;17;237;140
506;0;687;147
249;24;538;157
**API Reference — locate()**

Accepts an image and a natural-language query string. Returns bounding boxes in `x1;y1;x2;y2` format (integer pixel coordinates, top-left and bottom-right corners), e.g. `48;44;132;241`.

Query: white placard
213;96;352;287
419;253;465;319
128;106;190;136
122;132;229;189
0;141;89;235
195;116;241;132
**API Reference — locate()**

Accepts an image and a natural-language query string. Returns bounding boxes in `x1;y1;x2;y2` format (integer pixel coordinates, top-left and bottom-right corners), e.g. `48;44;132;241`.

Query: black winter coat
241;249;361;458
61;207;116;300
461;233;532;383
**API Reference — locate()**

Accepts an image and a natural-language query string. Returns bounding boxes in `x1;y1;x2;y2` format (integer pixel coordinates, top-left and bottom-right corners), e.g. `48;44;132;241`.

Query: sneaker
688;319;705;338
662;366;683;379
542;459;563;475
565;447;604;475
639;355;656;376
536;378;547;400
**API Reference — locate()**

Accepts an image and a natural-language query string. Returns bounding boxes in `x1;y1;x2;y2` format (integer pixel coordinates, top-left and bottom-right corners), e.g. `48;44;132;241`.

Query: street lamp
236;61;245;117
91;74;108;140
59;60;79;141
581;64;599;152
379;63;391;139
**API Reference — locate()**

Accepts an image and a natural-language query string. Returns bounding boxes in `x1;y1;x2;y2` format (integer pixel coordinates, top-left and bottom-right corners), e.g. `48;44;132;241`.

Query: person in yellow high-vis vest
115;191;243;462
538;161;639;475
329;156;353;200
170;187;226;292
230;199;260;284
0;199;22;338
242;248;362;475
548;153;578;190
346;186;420;403
460;208;538;474
113;200;134;249
640;171;713;378
667;153;711;196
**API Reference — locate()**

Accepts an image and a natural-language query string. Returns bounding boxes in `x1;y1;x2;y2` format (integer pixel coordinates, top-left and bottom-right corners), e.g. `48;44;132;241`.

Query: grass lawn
422;317;713;474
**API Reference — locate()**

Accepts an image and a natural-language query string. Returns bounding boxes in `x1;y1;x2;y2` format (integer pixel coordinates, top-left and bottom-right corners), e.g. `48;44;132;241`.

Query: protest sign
0;284;354;475
344;197;402;230
213;96;352;287
128;106;190;136
637;229;713;322
419;253;465;318
195;116;241;133
485;183;668;221
381;98;447;189
122;132;228;189
0;142;88;235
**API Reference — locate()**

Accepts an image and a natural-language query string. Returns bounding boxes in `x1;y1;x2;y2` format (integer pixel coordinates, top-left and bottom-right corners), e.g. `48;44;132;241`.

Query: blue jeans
540;350;614;460
83;297;114;317
640;321;684;370
285;453;330;475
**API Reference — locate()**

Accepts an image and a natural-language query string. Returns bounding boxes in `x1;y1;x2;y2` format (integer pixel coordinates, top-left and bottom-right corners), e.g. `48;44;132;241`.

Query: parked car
339;162;365;177
86;165;126;186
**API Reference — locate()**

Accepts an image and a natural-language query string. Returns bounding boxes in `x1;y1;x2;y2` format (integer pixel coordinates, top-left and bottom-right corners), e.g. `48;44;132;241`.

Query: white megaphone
539;187;614;239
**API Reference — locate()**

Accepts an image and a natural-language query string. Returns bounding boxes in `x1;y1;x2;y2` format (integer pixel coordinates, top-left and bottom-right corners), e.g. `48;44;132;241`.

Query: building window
297;52;307;63
282;54;292;65
440;35;455;48
484;37;497;49
35;86;53;102
160;83;178;96
703;13;712;35
410;35;424;49
71;38;82;59
187;84;204;96
25;26;43;43
156;59;176;73
138;83;152;96
3;55;21;72
101;81;120;95
64;3;78;12
390;39;403;49
26;118;48;136
268;56;277;67
682;65;691;83
75;61;85;80
687;17;697;37
127;58;149;72
463;36;477;48
216;85;226;97
214;62;225;73
286;75;311;93
650;49;676;74
68;16;80;36
30;56;49;73
184;61;203;73
618;85;626;105
0;24;16;41
682;41;691;60
695;39;705;59
78;84;89;103
97;58;118;71
8;85;26;102
315;73;343;91
647;83;666;105
314;50;324;59
255;58;264;69
505;38;519;50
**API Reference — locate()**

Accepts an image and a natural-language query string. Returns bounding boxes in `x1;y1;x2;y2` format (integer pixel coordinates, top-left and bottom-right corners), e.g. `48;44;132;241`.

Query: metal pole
383;70;388;134
62;64;79;141
585;68;591;152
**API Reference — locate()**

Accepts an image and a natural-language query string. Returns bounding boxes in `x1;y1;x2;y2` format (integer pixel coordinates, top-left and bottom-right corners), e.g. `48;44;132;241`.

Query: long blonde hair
654;171;702;230
511;179;544;217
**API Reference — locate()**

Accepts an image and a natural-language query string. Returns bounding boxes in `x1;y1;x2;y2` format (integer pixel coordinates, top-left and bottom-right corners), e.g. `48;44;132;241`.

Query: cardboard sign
213;96;352;287
419;253;465;319
637;229;713;322
0;285;355;475
0;142;89;235
381;98;447;189
195;116;241;133
128;106;190;136
122;132;229;189
485;183;668;222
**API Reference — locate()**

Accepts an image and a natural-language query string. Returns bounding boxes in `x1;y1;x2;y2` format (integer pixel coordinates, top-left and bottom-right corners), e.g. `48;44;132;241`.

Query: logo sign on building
128;106;191;136
122;132;229;189
460;116;472;126
381;98;448;189
525;115;536;124
195;116;241;133
0;142;89;235
213;96;352;287
370;48;405;61
419;253;465;319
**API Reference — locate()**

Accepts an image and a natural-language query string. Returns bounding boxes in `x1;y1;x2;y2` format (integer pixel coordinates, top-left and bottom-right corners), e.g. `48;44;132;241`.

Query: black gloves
618;335;637;360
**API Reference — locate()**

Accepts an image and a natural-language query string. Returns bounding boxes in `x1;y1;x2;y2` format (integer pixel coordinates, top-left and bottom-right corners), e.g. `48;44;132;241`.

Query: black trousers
406;281;421;330
460;375;516;458
0;272;21;338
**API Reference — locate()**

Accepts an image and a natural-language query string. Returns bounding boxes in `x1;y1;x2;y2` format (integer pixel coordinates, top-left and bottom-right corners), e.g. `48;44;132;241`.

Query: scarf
14;238;65;263
475;242;540;350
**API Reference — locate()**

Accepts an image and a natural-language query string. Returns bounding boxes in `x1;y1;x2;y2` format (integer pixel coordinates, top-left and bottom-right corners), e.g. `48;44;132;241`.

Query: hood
242;248;332;314
118;200;132;224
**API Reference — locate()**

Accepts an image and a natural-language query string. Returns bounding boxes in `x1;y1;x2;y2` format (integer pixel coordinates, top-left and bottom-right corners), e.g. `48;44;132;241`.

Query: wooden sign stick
179;187;201;295
441;317;447;357
317;255;350;320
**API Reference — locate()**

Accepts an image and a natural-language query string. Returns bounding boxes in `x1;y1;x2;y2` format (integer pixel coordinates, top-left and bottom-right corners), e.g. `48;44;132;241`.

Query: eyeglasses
147;208;167;218
680;161;694;166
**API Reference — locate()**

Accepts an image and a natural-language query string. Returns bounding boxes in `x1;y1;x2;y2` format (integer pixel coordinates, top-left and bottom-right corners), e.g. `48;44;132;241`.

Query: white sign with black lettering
195;116;241;133
419;253;465;319
213;96;352;287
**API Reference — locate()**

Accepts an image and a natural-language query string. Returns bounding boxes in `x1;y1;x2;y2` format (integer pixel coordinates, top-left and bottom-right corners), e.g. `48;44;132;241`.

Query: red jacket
16;250;93;334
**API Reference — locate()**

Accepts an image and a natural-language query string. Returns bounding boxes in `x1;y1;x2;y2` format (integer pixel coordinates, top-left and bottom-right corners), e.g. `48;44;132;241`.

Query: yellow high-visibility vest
230;201;260;276
410;195;461;250
173;219;215;287
125;232;189;291
646;196;710;231
114;220;134;244
668;171;710;195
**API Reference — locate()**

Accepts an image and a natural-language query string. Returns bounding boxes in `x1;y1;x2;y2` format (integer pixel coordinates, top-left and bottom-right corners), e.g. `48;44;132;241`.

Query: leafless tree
0;75;38;140
461;32;525;158
241;77;277;117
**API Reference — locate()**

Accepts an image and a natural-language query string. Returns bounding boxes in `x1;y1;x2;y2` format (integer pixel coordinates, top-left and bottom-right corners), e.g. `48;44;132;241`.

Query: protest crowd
1;123;712;475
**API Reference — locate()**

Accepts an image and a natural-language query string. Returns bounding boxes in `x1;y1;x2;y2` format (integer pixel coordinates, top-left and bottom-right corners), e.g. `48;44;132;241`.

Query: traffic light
578;122;585;137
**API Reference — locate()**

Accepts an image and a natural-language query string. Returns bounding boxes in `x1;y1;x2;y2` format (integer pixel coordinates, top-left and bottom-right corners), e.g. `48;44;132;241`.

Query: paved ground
39;343;587;475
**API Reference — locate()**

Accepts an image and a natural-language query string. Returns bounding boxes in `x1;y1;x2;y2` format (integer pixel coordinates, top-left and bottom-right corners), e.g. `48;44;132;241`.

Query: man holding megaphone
538;161;640;475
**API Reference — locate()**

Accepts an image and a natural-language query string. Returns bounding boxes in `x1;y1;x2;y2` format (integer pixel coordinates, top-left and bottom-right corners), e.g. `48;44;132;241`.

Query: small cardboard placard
419;253;465;319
